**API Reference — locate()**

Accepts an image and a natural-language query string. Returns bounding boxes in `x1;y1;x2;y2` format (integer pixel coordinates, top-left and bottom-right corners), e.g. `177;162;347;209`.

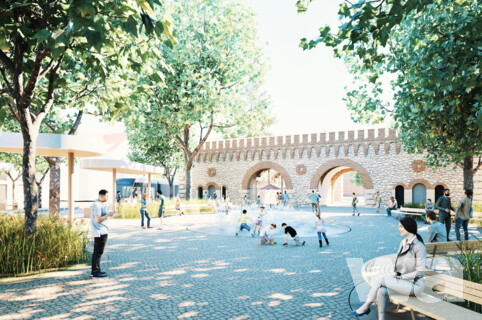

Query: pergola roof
80;158;163;175
0;132;104;157
0;162;14;172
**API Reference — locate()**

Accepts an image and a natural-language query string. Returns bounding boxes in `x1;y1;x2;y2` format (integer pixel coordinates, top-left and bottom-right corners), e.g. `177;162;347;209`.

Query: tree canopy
299;0;482;189
135;0;273;199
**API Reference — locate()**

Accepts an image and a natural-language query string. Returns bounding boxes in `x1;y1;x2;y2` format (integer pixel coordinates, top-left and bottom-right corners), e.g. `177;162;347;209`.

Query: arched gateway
188;128;467;204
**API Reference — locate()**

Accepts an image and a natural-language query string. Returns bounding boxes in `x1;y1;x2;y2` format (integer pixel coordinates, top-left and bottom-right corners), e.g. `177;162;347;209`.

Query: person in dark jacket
436;189;455;241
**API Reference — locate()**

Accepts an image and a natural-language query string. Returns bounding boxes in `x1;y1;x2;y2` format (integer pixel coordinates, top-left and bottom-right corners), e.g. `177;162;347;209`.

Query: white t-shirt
315;217;327;233
260;226;272;238
91;200;109;238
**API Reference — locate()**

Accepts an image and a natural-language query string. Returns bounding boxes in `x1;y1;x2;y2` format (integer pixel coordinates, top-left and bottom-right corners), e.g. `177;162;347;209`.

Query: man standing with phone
91;189;115;278
436;189;454;241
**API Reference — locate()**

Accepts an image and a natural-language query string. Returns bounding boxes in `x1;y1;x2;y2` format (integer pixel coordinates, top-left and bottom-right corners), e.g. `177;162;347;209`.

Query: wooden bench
425;240;482;270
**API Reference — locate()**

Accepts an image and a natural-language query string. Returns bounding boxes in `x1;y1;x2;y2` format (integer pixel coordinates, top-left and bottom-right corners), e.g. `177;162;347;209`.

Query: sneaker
90;272;107;278
147;226;153;229
141;227;146;229
301;241;306;246
282;243;288;246
352;213;355;216
235;233;238;236
251;233;254;237
357;213;360;216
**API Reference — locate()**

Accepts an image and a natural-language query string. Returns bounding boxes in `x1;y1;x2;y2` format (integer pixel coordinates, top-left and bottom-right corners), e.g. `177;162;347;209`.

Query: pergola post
113;168;117;212
68;152;74;223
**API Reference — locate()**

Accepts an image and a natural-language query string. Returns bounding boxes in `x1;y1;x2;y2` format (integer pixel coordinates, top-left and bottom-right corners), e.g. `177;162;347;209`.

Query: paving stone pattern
0;207;478;320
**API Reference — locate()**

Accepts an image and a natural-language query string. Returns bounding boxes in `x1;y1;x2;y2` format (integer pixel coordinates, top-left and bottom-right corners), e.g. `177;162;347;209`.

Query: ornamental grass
117;199;213;219
0;214;89;277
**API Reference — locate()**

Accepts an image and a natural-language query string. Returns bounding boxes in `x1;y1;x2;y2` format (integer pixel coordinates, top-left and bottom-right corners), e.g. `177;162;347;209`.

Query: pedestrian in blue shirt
140;194;152;229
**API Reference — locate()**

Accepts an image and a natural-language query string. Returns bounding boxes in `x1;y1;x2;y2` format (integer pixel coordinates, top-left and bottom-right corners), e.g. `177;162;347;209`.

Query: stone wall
190;128;474;205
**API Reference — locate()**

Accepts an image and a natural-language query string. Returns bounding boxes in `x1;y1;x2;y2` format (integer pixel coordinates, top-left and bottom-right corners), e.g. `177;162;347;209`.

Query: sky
79;0;387;139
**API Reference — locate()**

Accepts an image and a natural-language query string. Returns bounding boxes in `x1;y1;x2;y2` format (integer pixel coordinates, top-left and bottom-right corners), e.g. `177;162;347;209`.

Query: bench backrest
425;273;482;305
425;240;482;254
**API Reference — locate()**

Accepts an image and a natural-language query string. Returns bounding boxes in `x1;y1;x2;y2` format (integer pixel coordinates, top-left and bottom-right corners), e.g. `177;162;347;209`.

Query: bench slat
426;240;482;254
392;296;481;320
425;274;482;303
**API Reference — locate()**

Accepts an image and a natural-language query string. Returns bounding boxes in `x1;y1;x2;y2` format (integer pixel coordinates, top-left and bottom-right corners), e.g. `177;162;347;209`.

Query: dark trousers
439;212;451;241
92;234;108;273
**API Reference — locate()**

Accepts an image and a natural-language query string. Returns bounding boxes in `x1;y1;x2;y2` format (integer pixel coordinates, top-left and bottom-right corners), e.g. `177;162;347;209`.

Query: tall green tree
126;118;183;198
139;0;272;199
299;0;482;190
0;0;174;233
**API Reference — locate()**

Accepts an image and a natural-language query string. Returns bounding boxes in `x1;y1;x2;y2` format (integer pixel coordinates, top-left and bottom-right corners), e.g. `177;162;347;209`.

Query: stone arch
310;159;374;189
432;182;448;189
393;183;408;189
408;179;431;189
241;161;293;190
205;182;220;190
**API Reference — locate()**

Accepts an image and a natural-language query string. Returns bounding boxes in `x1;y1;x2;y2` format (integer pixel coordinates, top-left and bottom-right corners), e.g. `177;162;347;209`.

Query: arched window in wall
435;185;445;203
412;183;427;204
395;185;405;208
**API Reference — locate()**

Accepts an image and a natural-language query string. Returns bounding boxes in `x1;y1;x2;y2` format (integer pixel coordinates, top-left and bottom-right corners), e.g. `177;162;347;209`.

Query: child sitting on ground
236;209;254;237
260;224;276;245
282;223;305;246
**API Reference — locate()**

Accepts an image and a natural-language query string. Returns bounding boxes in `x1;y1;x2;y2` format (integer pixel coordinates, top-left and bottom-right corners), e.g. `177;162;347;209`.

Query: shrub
456;239;482;313
117;199;213;219
0;214;89;277
402;202;425;209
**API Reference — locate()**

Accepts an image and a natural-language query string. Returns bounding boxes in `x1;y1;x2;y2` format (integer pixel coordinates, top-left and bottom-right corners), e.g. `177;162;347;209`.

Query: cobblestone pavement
0;207;479;320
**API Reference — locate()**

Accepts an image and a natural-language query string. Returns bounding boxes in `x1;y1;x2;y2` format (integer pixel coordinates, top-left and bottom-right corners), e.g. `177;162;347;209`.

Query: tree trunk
170;168;177;199
37;182;42;209
463;155;474;190
22;131;39;234
46;157;61;217
185;161;192;200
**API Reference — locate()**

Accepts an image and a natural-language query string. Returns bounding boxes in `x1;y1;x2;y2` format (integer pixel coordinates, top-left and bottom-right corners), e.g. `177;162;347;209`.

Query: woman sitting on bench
353;217;427;319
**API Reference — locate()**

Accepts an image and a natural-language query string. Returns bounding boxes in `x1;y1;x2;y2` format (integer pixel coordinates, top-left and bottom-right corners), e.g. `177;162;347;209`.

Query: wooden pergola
0;132;104;221
80;158;163;212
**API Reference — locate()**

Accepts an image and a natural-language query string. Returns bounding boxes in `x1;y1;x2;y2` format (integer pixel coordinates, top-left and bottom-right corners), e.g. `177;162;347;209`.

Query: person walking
156;191;165;230
308;190;318;214
140;194;152;229
282;191;289;207
352;193;360;216
436;189;455;241
353;217;426;319
316;191;322;214
315;213;329;247
90;189;115;278
425;211;447;243
455;189;473;241
374;192;382;213
386;197;397;216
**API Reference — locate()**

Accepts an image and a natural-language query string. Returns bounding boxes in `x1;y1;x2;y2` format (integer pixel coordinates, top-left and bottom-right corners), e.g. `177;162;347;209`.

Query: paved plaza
0;207;480;320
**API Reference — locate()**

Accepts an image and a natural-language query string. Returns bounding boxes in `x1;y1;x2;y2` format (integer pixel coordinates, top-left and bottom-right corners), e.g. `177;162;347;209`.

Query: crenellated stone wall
188;128;478;206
